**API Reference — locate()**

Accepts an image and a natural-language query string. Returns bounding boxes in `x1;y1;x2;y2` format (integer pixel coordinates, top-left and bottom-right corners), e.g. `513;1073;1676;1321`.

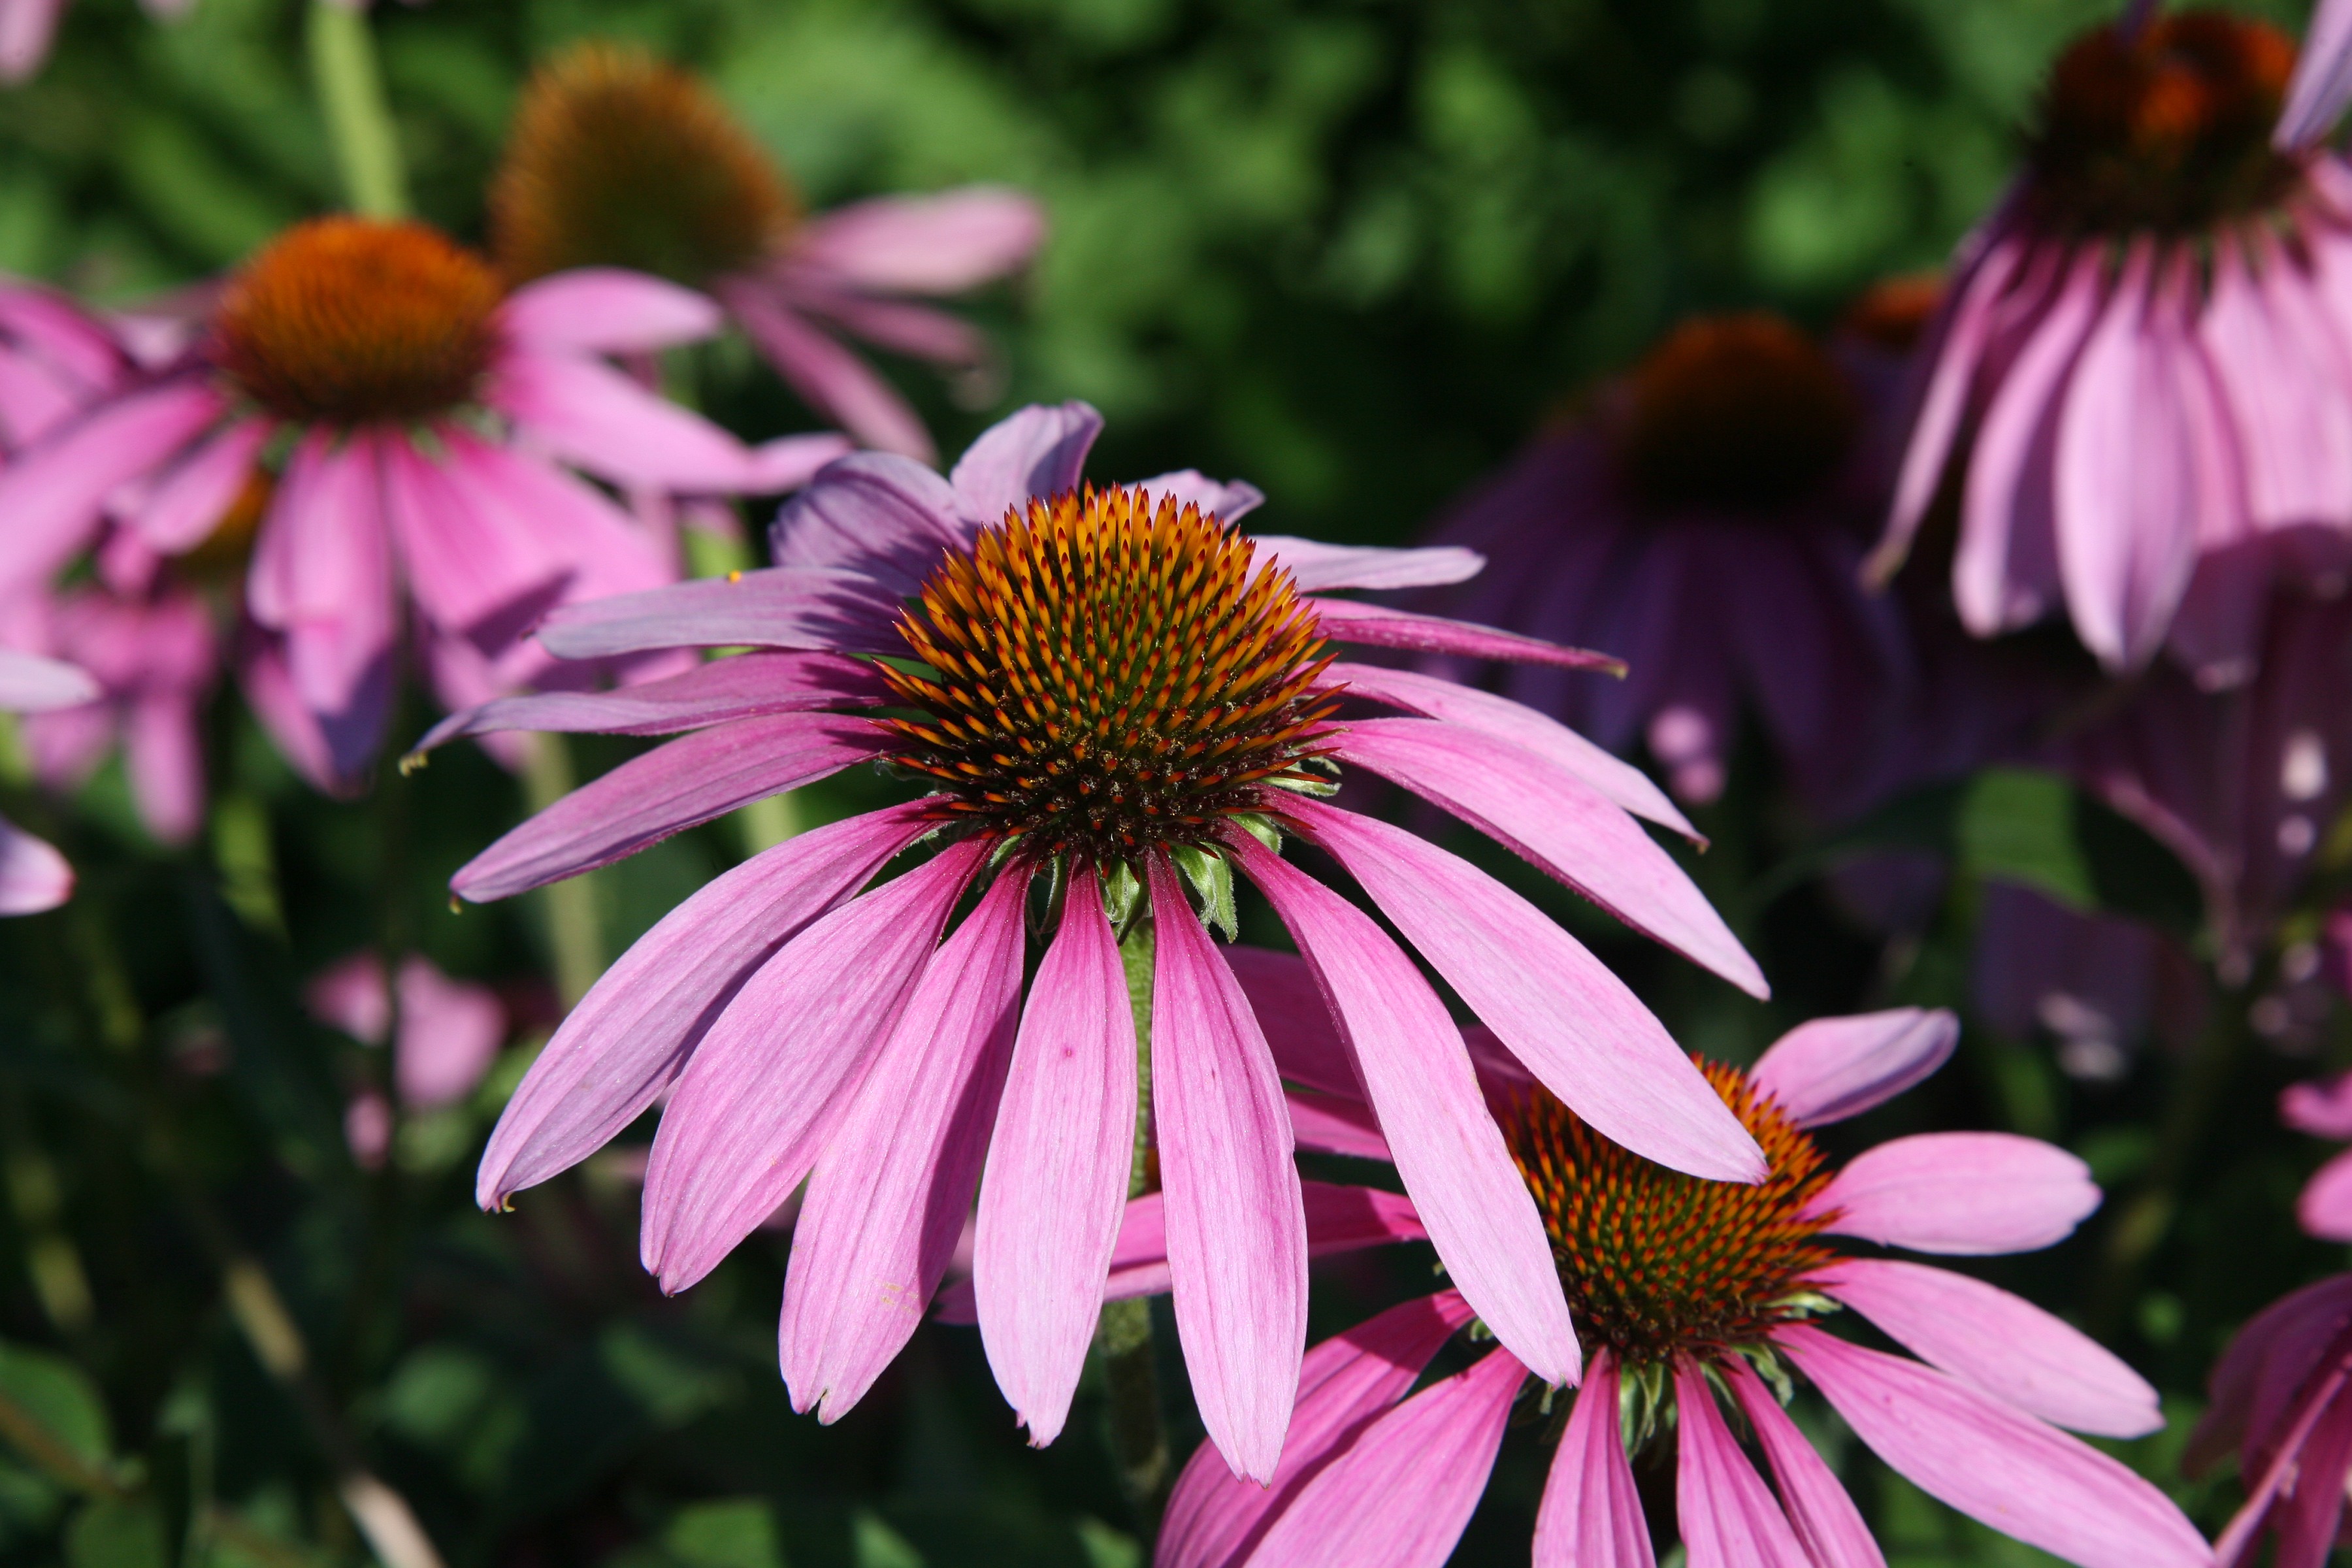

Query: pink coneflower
310;951;508;1169
1872;8;2352;683
1151;1003;2206;1568
0;217;837;789
0;649;98;912
426;400;1777;1482
489;41;1043;465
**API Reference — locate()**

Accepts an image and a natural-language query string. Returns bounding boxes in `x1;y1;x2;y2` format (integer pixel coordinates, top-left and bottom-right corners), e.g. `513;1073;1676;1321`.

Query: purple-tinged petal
785;286;988;366
787;188;1045;295
2283;1071;2352;1139
248;429;397;716
1808;1132;2099;1255
1780;1326;2212;1568
431;428;674;608
722;280;937;461
0;379;223;603
2188;1275;2352;1480
1725;1359;1887;1568
1137;470;1263;523
307;951;391;1045
639;838;982;1290
533;567;904;660
416;651;890;751
1220;945;1358;1098
2210;1334;2352;1568
1148;853;1308;1482
0;815;71;914
1533;1355;1658;1568
1820;1258;2163;1437
1245;1347;1526;1568
766;451;969;594
133;417;270;553
1327;661;1695;838
1252;538;1481;593
451;713;890;902
499;269;723;354
1307;596;1627;672
947;400;1102;527
2279;0;2352;148
1748;1008;1959;1128
1228;832;1578;1386
1159;1291;1475;1568
1332;717;1768;998
1675;1360;1813;1568
973;864;1135;1448
0;649;99;713
747;433;856;493
380;431;570;644
125;689;205;846
2200;237;2352;538
476;802;934;1207
2299;1147;2352;1242
1286;1089;1390;1162
393;956;506;1110
493;345;755;491
779;868;1029;1421
1288;798;1762;1183
0;0;64;88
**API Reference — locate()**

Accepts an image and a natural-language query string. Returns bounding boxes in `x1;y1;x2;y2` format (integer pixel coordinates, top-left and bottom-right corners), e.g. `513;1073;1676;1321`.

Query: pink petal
1327;661;1695;838
784;286;989;367
638;836;983;1290
133;417;270;553
747;433;855;493
766;450;968;592
1159;1291;1475;1568
379;432;570;645
430;428;674;608
1136;470;1262;523
1748;1008;1959;1128
1675;1360;1813;1568
1725;1360;1887;1568
416;651;890;751
498;269;724;354
0;814;71;914
1307;596;1627;672
1252;537;1484;593
1229;831;1578;1386
2282;1070;2352;1139
248;430;396;717
533;567;903;660
1821;1258;2163;1437
1285;1089;1390;1162
1331;717;1768;998
2279;0;2352;147
946;400;1102;527
778;867;1029;1421
1289;798;1763;1182
2200;237;2352;537
972;864;1135;1448
391;956;506;1110
1533;1355;1658;1568
1247;1347;1526;1568
0;380;222;603
0;649;99;712
1780;1326;2212;1568
787;188;1045;295
1147;853;1308;1482
2299;1147;2352;1242
307;951;391;1044
451;713;890;902
2212;1337;2352;1568
492;345;755;491
722;280;936;461
125;690;204;845
0;0;63;86
1809;1132;2099;1254
2188;1275;2352;1479
1220;945;1358;1098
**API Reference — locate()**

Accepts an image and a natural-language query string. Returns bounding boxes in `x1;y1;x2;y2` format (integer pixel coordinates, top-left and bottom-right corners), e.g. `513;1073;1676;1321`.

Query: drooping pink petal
2200;237;2352;538
1332;717;1768;998
247;429;397;717
0;378;221;603
1288;798;1762;1183
972;864;1135;1448
778;866;1029;1422
1220;945;1358;1098
1808;1132;2099;1254
1533;1355;1658;1568
451;713;890;902
1725;1360;1887;1568
722;280;937;461
416;651;891;751
1147;852;1308;1482
1158;1291;1476;1568
2298;1147;2352;1242
307;951;392;1044
638;836;983;1290
747;433;857;492
1327;662;1695;838
477;803;932;1207
0;0;65;87
766;450;968;591
2210;1336;2352;1568
2283;1070;2352;1139
1245;1347;1527;1568
2279;0;2352;147
1675;1360;1813;1568
1137;470;1263;523
379;429;572;644
0;649;99;712
1252;538;1483;593
785;286;990;367
532;567;904;660
498;269;724;354
1780;1325;2211;1568
946;399;1102;527
1820;1258;2162;1437
1748;1008;1959;1128
391;956;507;1111
125;692;203;845
1229;831;1578;1386
133;417;270;553
786;188;1045;295
1306;596;1627;672
1285;1089;1391;1162
429;427;674;608
2189;1275;2352;1481
491;344;755;492
0;816;71;914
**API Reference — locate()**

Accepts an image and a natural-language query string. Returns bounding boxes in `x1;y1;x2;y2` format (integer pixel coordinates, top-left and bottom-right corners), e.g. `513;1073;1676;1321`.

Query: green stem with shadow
1098;917;1169;1536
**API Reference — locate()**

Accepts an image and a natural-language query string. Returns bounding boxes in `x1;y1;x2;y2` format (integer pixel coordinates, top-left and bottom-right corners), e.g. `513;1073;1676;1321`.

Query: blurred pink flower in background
1874;8;2352;684
0;0;190;83
427;400;1776;1483
491;41;1044;465
1139;1004;2202;1568
309;950;508;1169
0;648;97;912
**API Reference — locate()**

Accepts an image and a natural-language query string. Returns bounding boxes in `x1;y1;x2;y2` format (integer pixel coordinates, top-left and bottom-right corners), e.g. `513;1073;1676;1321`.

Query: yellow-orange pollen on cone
1613;313;1860;515
1505;1060;1840;1369
215;217;502;427
489;39;798;286
879;485;1341;863
2029;10;2300;234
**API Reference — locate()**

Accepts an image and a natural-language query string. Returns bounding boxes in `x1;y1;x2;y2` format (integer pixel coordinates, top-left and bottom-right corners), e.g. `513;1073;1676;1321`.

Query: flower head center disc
216;218;502;427
2028;10;2298;235
1505;1061;1838;1369
1614;314;1859;516
880;485;1341;862
491;40;798;286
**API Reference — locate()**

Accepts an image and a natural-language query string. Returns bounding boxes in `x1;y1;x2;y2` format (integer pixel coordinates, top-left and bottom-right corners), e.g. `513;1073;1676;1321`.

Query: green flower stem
521;734;605;1007
306;0;408;220
1099;918;1169;1536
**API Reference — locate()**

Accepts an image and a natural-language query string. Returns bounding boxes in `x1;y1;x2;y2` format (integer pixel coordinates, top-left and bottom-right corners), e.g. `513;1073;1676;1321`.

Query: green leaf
0;1341;111;1478
1956;769;2095;911
1169;844;1237;941
665;1498;785;1568
65;1498;165;1568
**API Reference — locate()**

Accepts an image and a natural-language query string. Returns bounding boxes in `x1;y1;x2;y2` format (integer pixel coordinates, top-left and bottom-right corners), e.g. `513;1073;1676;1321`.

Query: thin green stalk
521;734;605;1007
1098;919;1169;1536
306;0;408;219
